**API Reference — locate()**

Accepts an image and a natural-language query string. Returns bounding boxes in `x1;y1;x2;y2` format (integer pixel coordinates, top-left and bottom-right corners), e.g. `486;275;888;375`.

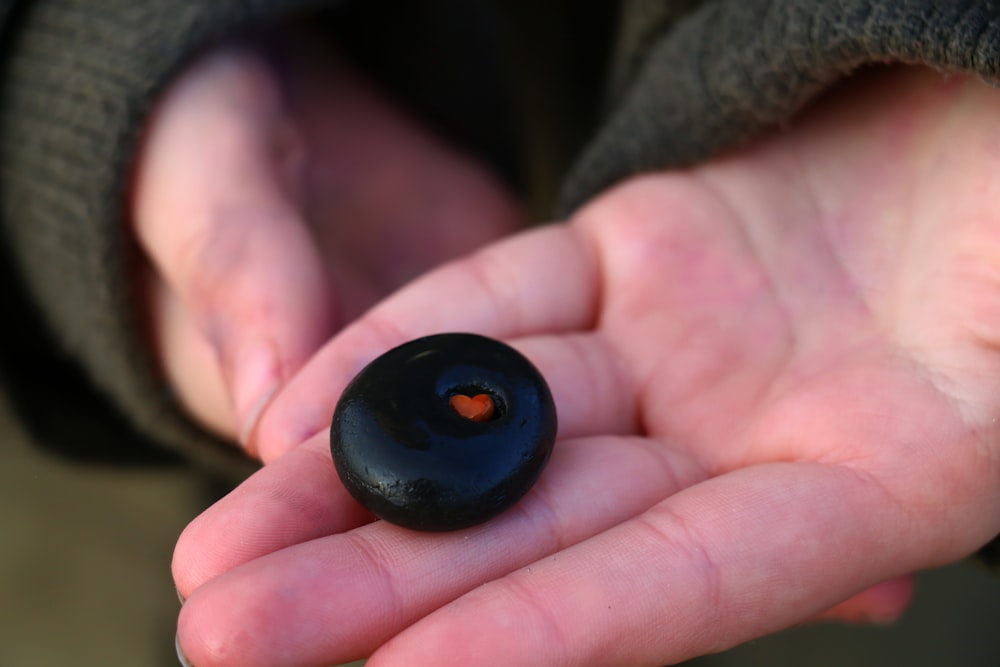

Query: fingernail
237;381;279;447
176;587;186;605
176;634;195;667
230;339;281;447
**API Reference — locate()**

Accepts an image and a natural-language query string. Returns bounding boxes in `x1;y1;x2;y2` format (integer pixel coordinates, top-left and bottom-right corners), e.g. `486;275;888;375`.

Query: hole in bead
449;393;496;422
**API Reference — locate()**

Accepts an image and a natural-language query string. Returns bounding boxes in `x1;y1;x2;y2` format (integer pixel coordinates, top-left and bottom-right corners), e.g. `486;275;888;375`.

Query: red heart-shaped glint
449;393;496;422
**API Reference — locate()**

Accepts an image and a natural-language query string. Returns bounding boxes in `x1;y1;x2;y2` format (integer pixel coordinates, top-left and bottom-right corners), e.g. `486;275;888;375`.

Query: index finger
253;223;601;461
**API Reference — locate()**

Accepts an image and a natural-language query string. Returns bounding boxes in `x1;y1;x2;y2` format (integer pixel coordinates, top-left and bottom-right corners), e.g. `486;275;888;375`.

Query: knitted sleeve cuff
561;0;1000;212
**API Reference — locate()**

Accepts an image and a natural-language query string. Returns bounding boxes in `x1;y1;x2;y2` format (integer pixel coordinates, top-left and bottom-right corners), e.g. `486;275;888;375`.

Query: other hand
131;31;524;453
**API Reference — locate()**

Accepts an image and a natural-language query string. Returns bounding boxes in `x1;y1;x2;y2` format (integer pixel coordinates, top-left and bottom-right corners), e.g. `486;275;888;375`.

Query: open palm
174;68;1000;667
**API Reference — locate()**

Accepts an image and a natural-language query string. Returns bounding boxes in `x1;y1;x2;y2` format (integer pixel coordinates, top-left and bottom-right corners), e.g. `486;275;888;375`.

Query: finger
809;575;914;625
253;223;602;460
369;463;928;667
509;333;640;438
174;434;705;667
132;48;335;445
172;431;371;598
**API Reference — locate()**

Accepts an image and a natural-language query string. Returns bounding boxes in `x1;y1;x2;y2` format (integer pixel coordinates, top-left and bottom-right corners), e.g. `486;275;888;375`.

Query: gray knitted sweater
1;0;999;489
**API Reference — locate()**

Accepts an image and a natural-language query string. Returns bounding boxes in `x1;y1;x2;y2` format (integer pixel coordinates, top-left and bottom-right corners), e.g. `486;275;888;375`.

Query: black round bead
330;333;557;531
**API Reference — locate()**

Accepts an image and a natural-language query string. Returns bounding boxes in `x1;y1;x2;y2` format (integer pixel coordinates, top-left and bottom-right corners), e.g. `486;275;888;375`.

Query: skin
154;57;1000;666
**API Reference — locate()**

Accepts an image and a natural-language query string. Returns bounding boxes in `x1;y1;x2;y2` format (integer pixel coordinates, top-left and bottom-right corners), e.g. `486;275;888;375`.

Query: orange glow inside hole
449;393;496;422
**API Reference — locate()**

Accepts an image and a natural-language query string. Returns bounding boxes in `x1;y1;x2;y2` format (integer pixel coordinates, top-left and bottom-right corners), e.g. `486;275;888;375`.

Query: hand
173;67;1000;666
130;31;524;452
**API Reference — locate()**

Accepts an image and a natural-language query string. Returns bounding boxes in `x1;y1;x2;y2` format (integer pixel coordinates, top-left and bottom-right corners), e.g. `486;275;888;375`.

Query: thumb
132;48;335;452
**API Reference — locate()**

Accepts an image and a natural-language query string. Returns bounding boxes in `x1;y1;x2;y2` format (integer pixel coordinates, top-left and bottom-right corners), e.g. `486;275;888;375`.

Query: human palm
174;67;1000;667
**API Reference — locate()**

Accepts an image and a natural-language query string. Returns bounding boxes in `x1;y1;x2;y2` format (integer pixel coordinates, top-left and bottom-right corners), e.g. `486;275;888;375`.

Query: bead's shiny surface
330;333;557;531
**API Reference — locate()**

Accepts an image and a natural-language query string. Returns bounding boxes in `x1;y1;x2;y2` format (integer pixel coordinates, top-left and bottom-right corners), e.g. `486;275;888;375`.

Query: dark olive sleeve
562;0;1000;212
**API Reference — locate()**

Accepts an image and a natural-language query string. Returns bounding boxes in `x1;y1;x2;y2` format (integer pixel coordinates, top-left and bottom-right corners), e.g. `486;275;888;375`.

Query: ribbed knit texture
562;0;1000;212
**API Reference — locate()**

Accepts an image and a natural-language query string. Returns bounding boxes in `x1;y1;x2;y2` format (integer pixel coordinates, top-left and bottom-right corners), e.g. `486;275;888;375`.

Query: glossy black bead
330;333;557;531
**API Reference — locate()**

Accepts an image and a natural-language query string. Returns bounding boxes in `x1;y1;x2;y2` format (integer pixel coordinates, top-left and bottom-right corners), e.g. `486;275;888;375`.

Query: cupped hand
174;67;1000;667
130;31;524;449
